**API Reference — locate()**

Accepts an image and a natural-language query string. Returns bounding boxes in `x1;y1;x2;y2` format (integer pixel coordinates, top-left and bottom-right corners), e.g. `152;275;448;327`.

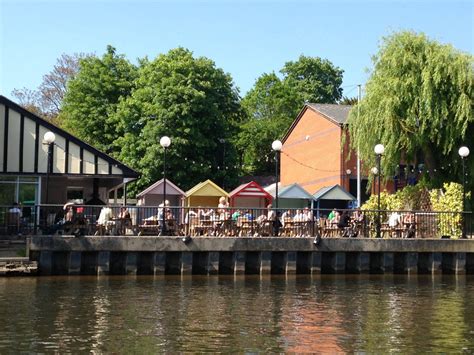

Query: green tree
239;56;344;175
238;73;297;174
281;55;344;105
60;46;137;152
113;48;242;192
348;31;473;189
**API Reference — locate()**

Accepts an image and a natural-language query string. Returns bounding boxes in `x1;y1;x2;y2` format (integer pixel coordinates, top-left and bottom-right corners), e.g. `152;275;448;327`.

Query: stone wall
28;236;474;276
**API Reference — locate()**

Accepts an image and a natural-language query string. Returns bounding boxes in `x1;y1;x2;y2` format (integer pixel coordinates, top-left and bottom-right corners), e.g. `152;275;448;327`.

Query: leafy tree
60;46;137;152
238;56;344;175
430;182;468;238
238;73;297;174
281;55;344;104
348;31;473;190
12;53;87;124
113;47;243;192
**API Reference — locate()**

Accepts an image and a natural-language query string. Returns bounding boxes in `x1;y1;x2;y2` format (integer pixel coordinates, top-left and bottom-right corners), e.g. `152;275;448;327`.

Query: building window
0;176;39;206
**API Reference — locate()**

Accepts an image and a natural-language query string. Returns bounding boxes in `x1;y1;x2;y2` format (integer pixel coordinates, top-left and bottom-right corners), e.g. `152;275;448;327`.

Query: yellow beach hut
185;179;228;207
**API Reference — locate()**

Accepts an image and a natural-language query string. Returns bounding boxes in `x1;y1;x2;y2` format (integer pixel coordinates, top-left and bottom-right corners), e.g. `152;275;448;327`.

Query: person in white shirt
388;212;401;228
303;207;313;222
293;209;305;222
96;205;114;235
9;202;22;217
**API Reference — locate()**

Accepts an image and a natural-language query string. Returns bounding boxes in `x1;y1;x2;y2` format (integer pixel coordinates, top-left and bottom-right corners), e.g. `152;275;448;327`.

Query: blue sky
0;0;472;100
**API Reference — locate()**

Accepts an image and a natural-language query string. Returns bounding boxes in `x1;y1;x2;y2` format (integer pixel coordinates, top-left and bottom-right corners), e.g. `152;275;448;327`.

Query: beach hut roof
312;185;356;201
185;179;228;197
136;178;185;198
278;183;315;200
263;182;281;197
229;181;272;200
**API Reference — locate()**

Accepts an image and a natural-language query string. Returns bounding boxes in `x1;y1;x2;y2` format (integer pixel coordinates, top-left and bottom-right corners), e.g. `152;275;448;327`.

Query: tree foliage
429;182;468;238
60;46;137;152
238;73;297;174
12;53;87;124
238;56;344;175
281;55;344;105
348;31;474;189
113;47;243;192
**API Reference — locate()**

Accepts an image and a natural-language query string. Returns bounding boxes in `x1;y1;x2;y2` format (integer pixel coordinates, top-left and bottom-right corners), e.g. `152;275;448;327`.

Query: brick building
280;103;371;204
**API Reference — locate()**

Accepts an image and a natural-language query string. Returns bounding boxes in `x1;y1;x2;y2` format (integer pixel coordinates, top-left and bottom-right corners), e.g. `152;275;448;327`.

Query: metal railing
0;205;471;239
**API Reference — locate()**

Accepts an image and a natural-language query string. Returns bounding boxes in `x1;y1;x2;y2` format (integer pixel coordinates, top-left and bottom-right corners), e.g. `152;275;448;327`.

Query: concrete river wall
28;236;474;276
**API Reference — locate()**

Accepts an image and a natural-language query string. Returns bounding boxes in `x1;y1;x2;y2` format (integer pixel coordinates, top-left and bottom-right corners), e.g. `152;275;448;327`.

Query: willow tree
348;31;473;188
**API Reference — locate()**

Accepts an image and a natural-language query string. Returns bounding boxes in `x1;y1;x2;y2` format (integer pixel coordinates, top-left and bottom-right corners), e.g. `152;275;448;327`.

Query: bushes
429;182;467;239
361;182;468;238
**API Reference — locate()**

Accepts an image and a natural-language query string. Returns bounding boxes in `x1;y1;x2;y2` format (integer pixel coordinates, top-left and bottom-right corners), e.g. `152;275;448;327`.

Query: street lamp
374;144;384;238
459;146;470;238
43;131;56;204
159;136;171;236
344;169;351;190
272;140;282;209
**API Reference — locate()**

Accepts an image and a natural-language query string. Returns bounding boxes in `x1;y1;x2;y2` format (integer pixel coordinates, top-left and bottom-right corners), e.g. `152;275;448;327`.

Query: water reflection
0;275;473;353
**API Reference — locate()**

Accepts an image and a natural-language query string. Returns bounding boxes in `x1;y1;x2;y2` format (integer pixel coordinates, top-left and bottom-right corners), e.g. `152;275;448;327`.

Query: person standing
8;202;22;235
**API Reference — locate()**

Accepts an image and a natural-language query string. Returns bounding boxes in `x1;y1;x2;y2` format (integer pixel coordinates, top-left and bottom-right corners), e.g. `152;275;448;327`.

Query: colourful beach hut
267;183;315;209
185;179;228;207
136;178;185;207
229;181;273;208
312;184;356;213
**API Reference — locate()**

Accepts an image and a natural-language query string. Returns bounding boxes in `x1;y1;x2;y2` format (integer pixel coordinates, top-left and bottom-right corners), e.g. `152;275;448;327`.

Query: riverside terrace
0;204;472;240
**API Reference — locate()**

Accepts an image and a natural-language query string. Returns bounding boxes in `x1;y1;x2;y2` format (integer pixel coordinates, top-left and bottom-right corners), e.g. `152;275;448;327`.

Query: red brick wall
281;108;342;194
280;106;394;198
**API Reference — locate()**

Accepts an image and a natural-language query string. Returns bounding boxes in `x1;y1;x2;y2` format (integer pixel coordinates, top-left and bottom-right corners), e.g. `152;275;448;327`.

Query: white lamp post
459;146;470;238
159;136;171;236
272;140;282;209
374;144;384;238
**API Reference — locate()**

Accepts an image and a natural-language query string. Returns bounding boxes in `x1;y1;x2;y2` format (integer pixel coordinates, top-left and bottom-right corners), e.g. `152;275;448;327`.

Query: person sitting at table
337;210;351;237
157;200;170;224
402;212;416;238
256;213;267;228
293;209;305;222
217;197;229;219
231;209;242;221
352;208;365;236
185;208;198;224
303;207;313;222
118;207;131;235
242;210;254;220
329;210;341;227
184;208;199;235
96;205;114;235
200;207;214;220
388;211;401;228
165;209;176;234
291;209;306;237
281;209;292;226
388;211;402;237
266;204;276;221
7;202;22;235
301;207;314;237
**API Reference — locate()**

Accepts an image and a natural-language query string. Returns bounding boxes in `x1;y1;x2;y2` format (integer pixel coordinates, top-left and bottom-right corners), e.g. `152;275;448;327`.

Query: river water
0;275;473;353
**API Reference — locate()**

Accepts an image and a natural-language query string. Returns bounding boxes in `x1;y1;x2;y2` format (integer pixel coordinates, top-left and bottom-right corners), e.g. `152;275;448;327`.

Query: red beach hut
229;181;273;208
